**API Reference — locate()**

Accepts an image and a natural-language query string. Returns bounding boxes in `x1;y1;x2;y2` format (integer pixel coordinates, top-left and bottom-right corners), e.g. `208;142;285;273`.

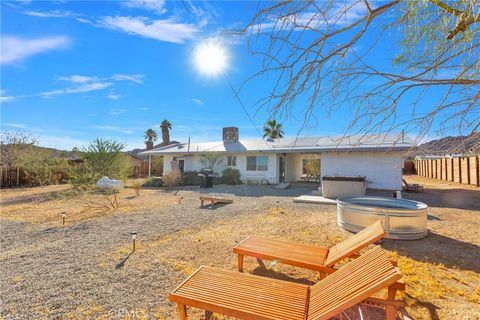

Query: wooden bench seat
234;221;385;274
199;196;233;208
171;266;309;320
234;235;330;272
170;246;404;320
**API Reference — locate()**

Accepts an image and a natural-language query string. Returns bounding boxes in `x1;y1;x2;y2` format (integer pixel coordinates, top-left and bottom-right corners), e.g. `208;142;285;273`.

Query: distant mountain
416;132;480;156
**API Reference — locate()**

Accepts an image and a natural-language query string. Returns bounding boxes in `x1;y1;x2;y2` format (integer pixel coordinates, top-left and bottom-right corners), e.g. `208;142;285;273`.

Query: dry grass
1;180;479;319
100;201;480;319
0;187;178;228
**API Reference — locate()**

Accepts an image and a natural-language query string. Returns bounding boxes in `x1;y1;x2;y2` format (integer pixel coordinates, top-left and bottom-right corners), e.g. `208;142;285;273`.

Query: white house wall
321;151;403;190
160;151;403;189
285;153;321;182
161;153;279;183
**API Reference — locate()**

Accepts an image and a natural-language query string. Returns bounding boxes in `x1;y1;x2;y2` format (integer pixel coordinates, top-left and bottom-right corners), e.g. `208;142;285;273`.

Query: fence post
444;158;448;181
440;159;443;180
467;157;471;185
476;156;480;187
451;158;455;181
458;157;462;184
430;159;434;178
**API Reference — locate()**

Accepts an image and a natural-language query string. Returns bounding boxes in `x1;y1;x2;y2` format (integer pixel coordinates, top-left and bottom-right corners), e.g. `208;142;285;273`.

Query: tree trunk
146;141;153;150
161;126;170;145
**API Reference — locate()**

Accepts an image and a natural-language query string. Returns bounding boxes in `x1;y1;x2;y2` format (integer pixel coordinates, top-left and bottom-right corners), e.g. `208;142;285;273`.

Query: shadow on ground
383;231;480;273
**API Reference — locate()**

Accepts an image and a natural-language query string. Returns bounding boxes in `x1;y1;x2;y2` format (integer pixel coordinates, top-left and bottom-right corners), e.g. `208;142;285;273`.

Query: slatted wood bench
402;179;424;193
233;220;385;276
170;246;404;320
199;196;233;208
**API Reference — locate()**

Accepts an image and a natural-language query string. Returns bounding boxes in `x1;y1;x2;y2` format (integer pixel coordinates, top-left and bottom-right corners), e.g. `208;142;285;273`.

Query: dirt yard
0;177;479;320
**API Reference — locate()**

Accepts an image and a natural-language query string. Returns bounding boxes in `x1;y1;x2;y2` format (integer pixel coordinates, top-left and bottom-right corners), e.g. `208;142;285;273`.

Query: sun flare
193;40;228;76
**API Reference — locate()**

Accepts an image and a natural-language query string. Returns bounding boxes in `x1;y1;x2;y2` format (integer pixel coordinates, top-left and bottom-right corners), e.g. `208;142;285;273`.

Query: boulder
96;176;124;190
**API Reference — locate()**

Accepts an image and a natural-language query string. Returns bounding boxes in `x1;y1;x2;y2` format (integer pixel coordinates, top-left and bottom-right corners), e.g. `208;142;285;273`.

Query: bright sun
193;40;228;76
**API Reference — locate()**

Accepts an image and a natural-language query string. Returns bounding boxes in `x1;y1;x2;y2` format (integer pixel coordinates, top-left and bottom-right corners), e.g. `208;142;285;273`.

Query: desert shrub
18;149;69;186
1;130;69;186
143;177;164;187
181;171;204;186
162;169;181;187
69;138;131;188
221;167;241;184
132;181;143;196
152;156;164;176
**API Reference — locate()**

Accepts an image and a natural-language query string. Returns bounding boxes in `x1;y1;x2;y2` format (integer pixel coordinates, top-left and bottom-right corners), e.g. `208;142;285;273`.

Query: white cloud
2;123;27;128
109;108;128;115
57;75;99;83
123;0;167;14
23;10;73;18
100;16;199;43
40;73;145;98
190;98;204;106
106;93;123;100
111;73;144;84
91;125;134;135
1;35;71;65
41;82;113;97
0;90;15;102
138;107;149;110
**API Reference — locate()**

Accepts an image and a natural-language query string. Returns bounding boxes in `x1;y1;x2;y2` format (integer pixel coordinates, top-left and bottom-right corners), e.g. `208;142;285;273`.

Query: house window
227;156;236;166
246;156;268;171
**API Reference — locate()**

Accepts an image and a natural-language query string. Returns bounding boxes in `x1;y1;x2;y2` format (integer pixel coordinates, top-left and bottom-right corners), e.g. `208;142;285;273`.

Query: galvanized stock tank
337;196;428;240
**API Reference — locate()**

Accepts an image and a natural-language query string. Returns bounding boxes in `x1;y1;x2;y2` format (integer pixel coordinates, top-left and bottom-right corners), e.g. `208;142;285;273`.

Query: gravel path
0;184;318;319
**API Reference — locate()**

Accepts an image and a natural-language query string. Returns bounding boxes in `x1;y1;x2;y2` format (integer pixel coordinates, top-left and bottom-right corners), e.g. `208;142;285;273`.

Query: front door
279;155;286;182
178;159;185;173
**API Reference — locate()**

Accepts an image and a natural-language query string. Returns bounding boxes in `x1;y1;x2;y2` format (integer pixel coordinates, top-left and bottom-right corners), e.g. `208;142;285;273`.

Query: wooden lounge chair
199;196;233;208
402;179;424;193
170;246;404;320
233;220;385;276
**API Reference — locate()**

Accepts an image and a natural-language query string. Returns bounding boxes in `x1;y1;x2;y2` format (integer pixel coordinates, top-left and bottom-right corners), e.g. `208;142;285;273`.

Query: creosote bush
221;167;241;185
69;138;131;188
162;169;181;187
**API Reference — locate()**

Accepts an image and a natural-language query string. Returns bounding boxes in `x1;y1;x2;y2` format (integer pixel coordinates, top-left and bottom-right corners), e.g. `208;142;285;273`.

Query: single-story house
139;127;413;190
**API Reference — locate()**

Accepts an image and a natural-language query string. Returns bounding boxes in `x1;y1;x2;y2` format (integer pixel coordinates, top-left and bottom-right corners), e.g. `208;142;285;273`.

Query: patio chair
233;220;385;277
170;246;404;320
402;179;424;193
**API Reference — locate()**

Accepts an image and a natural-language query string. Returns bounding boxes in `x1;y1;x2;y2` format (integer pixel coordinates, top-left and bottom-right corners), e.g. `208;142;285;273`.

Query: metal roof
139;134;414;156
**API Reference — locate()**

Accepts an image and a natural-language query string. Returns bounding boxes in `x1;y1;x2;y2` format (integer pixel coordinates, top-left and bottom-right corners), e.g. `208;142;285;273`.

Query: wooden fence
0;165;27;188
413;156;480;187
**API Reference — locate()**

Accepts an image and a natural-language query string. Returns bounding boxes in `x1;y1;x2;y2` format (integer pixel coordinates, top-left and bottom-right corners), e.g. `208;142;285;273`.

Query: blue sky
0;1;468;150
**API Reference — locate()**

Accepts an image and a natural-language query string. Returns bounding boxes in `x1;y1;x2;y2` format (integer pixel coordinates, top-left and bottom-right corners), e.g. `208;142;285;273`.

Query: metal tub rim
337;196;428;240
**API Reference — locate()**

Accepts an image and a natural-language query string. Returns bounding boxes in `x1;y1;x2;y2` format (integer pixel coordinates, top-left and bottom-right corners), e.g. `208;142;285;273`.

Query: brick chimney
223;127;239;142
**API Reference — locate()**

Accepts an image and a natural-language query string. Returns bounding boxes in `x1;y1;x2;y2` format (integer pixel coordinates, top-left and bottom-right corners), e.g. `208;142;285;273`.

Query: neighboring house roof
139;134;414;155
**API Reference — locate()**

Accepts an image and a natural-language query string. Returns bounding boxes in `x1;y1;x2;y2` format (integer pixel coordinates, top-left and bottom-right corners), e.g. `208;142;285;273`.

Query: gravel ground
1;181;479;320
0;184;317;319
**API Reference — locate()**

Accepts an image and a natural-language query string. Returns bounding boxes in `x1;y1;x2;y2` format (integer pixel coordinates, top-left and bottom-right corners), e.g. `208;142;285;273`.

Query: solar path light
131;231;138;251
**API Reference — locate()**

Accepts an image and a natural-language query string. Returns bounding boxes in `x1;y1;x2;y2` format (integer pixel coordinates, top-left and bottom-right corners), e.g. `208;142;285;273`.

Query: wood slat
170;266;309;320
323;220;385;266
308;246;401;320
234;235;328;270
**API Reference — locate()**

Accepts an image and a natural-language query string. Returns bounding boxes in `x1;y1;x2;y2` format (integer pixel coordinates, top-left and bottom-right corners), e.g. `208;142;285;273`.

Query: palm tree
144;128;157;150
263;119;284;139
160;119;172;145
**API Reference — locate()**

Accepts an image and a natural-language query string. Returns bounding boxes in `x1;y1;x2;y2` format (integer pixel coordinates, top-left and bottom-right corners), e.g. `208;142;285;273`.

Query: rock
96;176;124;190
